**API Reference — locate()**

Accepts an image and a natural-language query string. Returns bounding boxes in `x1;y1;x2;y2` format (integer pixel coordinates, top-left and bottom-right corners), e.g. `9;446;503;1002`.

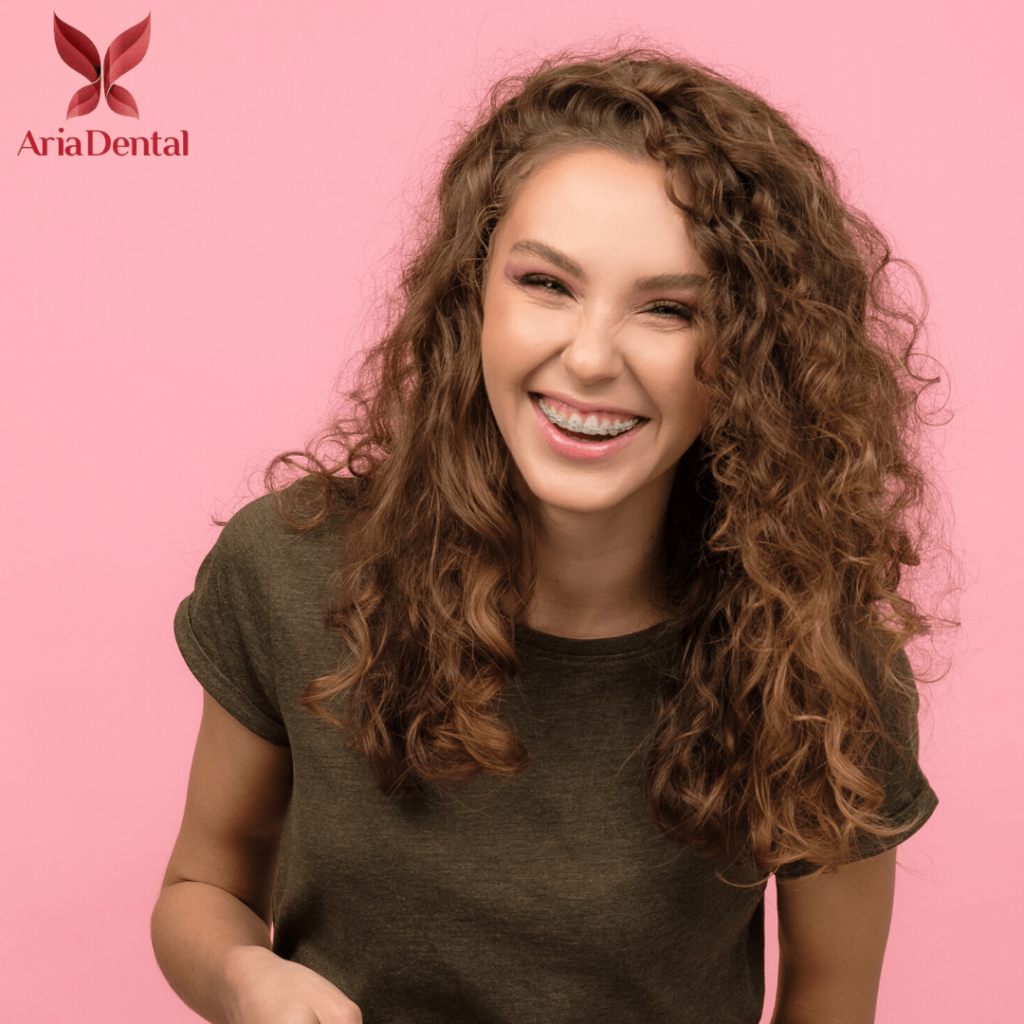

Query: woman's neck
519;494;672;640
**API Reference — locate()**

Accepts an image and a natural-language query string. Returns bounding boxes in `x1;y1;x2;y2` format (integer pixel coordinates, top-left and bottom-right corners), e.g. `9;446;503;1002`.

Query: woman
152;48;945;1024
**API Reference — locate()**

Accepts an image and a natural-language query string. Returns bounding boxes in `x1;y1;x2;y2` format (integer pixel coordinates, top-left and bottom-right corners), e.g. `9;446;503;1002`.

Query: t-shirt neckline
513;618;675;656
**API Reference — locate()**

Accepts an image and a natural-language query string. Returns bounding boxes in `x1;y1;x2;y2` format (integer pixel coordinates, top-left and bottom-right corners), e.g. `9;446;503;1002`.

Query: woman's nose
559;312;624;385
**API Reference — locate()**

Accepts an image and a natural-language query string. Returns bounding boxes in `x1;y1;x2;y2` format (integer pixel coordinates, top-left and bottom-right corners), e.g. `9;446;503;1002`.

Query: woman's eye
647;302;696;324
518;273;569;295
514;275;693;323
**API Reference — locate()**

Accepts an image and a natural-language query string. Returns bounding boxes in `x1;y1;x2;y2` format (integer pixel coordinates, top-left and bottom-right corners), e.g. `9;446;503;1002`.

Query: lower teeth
557;423;631;442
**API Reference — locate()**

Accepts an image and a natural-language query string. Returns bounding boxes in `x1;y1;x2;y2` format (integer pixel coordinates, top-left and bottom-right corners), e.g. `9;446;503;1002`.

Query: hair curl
266;47;957;877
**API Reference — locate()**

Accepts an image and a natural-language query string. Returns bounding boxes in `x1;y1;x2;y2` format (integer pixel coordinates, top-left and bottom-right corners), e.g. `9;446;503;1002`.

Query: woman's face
481;147;708;521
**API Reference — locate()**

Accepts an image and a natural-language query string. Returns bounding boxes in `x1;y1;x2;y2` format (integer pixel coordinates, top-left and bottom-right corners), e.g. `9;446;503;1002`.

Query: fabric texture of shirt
173;478;938;1024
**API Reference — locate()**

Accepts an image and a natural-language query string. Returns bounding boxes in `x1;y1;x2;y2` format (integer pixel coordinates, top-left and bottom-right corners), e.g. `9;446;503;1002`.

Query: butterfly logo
54;13;152;119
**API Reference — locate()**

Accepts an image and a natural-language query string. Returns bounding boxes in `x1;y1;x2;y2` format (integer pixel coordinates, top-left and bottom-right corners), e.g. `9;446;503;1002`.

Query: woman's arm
770;848;897;1024
151;691;362;1024
151;690;292;1021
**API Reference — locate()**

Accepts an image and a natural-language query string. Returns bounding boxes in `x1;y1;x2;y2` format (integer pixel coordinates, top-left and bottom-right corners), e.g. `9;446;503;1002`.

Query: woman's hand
225;946;363;1024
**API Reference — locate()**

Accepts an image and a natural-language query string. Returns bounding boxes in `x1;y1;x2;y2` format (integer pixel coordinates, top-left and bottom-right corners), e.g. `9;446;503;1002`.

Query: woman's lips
530;390;646;420
529;394;648;462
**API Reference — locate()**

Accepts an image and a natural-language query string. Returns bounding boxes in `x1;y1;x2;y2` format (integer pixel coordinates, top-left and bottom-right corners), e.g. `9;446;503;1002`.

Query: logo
54;12;151;119
17;11;188;157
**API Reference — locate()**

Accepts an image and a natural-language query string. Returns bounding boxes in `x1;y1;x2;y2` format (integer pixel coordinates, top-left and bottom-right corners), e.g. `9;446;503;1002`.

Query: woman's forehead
491;149;700;274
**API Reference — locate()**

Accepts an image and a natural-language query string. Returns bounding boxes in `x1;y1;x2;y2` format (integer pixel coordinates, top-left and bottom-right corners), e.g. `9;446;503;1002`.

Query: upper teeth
538;397;640;436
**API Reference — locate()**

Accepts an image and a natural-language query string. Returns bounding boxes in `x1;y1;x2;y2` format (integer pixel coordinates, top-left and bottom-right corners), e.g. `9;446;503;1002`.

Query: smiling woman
152;47;951;1024
481;148;710;634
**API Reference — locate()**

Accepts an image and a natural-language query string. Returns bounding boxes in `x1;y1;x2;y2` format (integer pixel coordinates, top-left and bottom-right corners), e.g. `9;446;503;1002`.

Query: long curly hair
267;47;956;876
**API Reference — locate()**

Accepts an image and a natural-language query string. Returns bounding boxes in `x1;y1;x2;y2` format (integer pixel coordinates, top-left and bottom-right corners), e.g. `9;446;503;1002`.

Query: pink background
2;1;1020;1021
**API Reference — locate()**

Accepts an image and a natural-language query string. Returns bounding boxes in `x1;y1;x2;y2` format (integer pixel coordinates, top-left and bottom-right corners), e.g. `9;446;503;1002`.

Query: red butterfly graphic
54;13;152;119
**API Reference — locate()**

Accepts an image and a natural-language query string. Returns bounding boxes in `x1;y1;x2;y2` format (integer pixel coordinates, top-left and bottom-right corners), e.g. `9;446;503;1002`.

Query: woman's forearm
151;879;273;1024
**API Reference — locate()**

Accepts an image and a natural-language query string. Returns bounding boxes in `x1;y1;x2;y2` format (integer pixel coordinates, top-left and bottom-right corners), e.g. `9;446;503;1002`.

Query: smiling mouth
533;394;646;440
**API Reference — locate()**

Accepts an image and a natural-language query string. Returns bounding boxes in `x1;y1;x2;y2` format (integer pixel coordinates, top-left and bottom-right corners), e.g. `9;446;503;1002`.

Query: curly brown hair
267;47;956;876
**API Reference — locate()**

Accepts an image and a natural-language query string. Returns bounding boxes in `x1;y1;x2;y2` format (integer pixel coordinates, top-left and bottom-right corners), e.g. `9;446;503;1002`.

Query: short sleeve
775;648;938;878
174;499;290;746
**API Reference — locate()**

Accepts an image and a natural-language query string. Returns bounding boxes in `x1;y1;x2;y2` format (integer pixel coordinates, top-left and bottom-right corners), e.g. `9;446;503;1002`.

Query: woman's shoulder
216;473;362;568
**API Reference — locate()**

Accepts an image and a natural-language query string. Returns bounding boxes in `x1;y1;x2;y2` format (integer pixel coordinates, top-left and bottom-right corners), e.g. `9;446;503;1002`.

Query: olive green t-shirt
173;481;937;1024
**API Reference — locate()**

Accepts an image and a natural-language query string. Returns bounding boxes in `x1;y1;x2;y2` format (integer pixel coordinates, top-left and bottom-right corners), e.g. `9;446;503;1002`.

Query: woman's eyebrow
507;239;706;293
508;239;585;279
634;272;707;293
